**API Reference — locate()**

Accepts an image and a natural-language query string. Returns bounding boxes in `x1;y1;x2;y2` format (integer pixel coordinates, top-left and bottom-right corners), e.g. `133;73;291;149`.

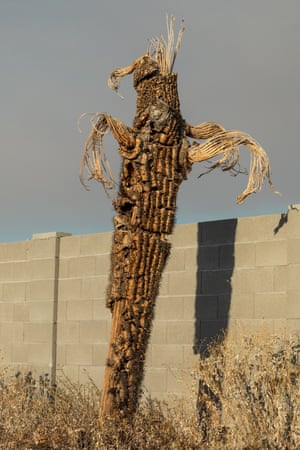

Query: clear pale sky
1;1;299;242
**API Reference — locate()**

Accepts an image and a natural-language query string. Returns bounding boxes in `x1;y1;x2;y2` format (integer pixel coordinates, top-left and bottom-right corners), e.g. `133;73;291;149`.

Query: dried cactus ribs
80;17;276;420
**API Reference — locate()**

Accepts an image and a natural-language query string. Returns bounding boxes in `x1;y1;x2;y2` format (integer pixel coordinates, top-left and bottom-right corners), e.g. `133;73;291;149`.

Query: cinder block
12;343;29;363
183;344;198;368
274;266;288;292
218;294;231;319
59;235;81;257
288;264;300;290
79;320;108;343
288;239;300;264
227;293;254;319
0;343;12;363
165;248;185;272
81;276;108;299
144;368;167;393
92;299;112;320
183;296;196;321
0;262;14;281
168;271;197;296
56;344;66;366
155;297;184;320
67;300;94;321
28;301;53;322
231;318;274;338
0;322;23;342
79;365;104;387
232;267;274;294
169;223;198;247
92;343;109;365
57;299;67;321
0;302;14;321
199;219;237;245
158;273;168;295
219;244;235;269
200;269;232;295
0;242;28;262
80;232;113;255
95;254;111;275
58;278;81;300
166;320;194;345
150;320;167;344
57;322;80;343
273;319;288;335
200;320;227;341
254;292;286;319
195;295;218;320
256;240;287;267
286;209;300;238
29;259;55;280
2;282;26;300
58;365;79;383
69;256;96;277
28;238;56;260
151;344;183;368
234;243;255;268
287;292;300;318
24;323;52;343
13;261;30;281
27;343;50;365
236;214;284;242
58;259;69;278
26;280;54;300
235;217;256;242
166;368;190;393
66;344;93;365
145;344;152;366
13;303;30;322
197;246;219;270
184;247;197;271
286;319;300;333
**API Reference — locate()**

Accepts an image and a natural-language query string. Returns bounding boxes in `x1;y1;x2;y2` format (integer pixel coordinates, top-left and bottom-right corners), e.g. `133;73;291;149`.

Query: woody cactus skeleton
80;18;276;419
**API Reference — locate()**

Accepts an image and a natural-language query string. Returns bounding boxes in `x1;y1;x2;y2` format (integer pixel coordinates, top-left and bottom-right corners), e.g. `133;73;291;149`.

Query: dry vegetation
0;333;299;449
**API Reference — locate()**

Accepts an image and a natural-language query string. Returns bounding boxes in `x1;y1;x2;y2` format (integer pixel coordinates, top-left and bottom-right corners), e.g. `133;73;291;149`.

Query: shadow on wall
194;219;237;355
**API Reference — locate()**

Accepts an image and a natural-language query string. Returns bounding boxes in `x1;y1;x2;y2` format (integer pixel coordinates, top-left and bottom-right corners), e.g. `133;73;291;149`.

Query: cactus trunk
80;17;275;422
99;70;190;418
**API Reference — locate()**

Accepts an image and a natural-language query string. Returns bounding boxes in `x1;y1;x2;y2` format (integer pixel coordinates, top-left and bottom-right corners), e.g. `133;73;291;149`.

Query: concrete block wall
57;232;112;385
0;207;299;399
0;232;71;377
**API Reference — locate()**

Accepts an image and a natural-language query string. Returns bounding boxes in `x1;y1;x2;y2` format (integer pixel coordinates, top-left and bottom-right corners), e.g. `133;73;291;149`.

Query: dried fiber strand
188;130;279;203
186;121;226;139
169;16;184;73
148;15;184;75
78;113;117;199
108;54;149;94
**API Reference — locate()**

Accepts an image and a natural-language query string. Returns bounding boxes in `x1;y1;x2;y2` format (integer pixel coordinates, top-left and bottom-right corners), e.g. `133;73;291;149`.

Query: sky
1;0;299;242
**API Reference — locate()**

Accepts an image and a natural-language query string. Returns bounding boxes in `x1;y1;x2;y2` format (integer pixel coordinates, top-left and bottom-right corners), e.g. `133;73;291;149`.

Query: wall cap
31;232;72;240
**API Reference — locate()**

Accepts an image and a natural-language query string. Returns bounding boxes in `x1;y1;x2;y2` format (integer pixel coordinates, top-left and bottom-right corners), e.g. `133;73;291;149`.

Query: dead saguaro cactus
80;17;277;420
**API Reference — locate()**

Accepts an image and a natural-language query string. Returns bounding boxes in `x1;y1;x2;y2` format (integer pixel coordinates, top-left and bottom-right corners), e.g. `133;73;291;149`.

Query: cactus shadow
193;219;237;355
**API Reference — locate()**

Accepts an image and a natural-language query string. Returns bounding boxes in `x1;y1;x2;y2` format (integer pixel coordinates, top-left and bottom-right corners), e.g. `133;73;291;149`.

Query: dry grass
1;333;299;449
193;332;300;449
